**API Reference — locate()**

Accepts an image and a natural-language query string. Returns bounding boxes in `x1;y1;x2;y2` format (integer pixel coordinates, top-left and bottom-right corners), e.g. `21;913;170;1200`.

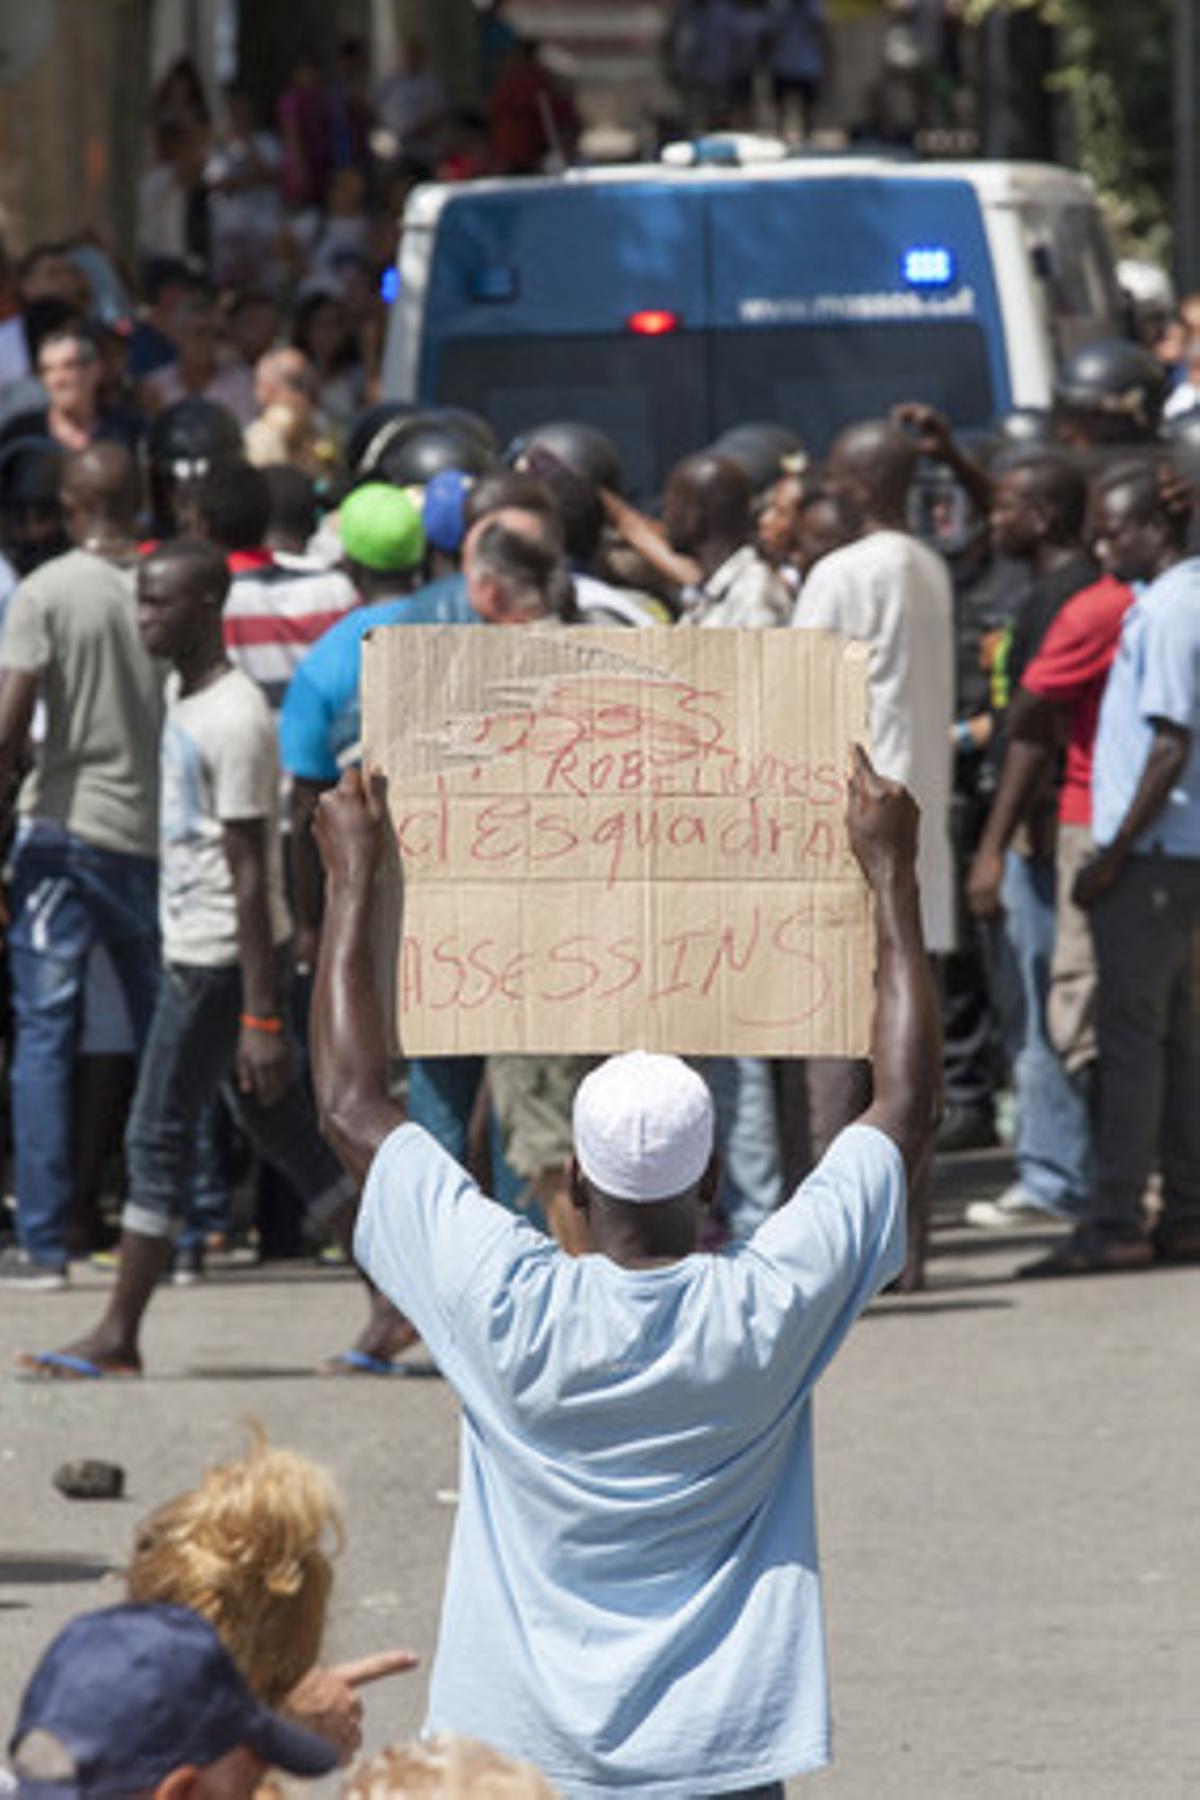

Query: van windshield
436;333;710;498
437;320;996;493
711;321;995;453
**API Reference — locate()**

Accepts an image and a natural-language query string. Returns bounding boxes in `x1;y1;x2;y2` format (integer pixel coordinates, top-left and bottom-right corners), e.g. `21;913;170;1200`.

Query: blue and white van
381;154;1122;495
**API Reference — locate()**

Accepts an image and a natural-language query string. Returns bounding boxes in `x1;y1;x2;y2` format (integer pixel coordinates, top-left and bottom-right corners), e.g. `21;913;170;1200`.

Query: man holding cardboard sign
309;745;938;1797
362;618;877;1254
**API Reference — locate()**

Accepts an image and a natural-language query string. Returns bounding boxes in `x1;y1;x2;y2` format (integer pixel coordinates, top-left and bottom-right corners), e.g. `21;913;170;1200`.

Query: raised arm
309;768;406;1186
846;745;942;1181
290;775;334;975
600;488;702;596
890;401;995;517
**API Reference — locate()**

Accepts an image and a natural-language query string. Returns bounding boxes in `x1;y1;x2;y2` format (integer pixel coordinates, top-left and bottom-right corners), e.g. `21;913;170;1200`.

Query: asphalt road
2;1151;1198;1798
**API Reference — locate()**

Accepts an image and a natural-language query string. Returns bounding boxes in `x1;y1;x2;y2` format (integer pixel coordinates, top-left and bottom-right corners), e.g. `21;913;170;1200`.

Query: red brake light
626;309;680;336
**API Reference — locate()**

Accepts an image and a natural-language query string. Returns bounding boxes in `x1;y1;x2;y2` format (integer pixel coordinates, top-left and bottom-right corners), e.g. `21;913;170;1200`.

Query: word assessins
398;892;866;1040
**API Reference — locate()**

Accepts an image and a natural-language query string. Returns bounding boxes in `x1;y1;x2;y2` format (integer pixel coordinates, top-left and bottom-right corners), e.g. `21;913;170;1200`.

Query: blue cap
9;1604;339;1796
421;468;470;554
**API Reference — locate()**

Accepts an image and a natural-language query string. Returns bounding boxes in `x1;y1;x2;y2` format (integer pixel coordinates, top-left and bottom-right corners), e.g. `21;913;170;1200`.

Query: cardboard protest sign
361;626;873;1057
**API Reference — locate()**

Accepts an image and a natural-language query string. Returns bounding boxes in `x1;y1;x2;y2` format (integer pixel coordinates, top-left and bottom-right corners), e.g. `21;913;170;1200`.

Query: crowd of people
665;0;829;138
663;0;978;149
1;339;1198;1791
136;13;581;306
2;221;1200;1334
3;30;1200;1790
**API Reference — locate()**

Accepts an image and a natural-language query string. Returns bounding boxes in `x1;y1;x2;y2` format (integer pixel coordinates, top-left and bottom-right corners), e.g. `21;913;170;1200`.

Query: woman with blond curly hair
343;1735;558;1799
126;1426;416;1764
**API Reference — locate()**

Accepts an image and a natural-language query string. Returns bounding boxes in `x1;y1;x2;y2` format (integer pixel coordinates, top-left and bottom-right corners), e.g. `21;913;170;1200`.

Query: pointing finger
330;1649;420;1688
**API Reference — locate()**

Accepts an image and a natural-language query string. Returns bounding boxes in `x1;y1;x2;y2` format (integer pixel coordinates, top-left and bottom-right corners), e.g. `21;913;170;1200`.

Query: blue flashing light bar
902;246;956;288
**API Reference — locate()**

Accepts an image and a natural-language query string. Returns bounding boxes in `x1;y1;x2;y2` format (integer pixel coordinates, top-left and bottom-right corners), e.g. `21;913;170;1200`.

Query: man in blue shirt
280;502;472;811
281;481;470;965
1024;460;1200;1277
280;470;571;819
286;483;579;1261
307;746;939;1797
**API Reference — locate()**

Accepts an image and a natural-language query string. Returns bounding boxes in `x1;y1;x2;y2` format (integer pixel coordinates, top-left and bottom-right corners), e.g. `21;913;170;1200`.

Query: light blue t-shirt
279;574;474;782
1092;558;1200;856
356;1120;906;1798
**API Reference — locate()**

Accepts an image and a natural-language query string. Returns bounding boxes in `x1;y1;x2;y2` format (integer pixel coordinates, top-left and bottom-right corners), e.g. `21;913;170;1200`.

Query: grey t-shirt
159;665;291;968
1;548;164;858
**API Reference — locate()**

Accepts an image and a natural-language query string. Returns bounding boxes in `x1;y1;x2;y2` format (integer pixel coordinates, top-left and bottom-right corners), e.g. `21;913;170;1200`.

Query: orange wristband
240;1013;284;1035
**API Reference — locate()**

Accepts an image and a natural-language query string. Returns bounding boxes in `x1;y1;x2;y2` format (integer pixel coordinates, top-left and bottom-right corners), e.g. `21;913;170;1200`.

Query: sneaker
963;1183;1070;1231
171;1243;206;1286
0;1246;69;1291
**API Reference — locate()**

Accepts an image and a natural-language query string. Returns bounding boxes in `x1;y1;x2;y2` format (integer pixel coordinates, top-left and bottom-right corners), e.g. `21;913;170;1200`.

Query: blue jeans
992;852;1090;1214
7;827;160;1265
122;953;348;1240
407;1056;524;1216
696;1056;784;1238
176;1095;234;1252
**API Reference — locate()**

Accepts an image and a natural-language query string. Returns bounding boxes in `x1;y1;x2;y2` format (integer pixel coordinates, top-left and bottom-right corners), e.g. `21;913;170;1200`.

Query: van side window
1022;202;1121;356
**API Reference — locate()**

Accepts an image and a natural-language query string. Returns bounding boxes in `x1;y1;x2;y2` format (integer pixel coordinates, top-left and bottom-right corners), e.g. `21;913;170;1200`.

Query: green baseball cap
339;482;426;573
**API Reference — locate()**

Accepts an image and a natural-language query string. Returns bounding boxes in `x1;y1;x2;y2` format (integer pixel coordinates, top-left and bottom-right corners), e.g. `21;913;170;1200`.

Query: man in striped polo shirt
182;456;357;715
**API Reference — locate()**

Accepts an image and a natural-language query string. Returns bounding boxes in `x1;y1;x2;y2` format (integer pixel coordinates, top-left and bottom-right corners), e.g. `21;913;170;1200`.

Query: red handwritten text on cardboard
361;627;872;1055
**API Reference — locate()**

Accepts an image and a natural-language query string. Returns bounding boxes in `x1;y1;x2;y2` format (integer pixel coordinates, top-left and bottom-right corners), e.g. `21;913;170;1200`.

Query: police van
381;151;1123;495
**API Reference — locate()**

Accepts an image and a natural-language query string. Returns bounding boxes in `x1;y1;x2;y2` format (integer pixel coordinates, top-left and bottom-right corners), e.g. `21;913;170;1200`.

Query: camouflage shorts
485;1054;597;1181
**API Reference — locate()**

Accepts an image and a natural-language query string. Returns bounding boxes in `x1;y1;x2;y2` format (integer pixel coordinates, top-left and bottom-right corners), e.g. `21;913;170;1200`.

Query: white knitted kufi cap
572;1051;715;1203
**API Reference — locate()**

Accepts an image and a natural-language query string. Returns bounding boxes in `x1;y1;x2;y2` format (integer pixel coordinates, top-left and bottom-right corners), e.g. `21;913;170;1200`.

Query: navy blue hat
8;1603;339;1796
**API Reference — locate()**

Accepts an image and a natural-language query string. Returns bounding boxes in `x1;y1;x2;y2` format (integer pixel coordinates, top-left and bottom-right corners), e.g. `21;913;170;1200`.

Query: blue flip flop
317;1350;410;1378
15;1351;140;1381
